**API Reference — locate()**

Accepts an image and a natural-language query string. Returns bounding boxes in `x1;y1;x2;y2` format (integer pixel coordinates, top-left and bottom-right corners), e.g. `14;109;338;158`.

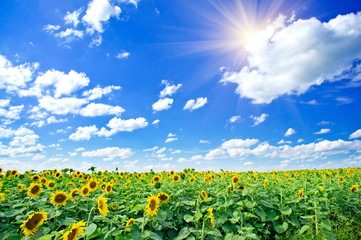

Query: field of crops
0;167;360;240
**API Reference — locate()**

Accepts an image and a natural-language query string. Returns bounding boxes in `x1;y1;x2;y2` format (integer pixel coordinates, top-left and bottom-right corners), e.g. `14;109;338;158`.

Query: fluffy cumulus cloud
250;113;268;126
79;103;124;117
284;128;296;137
64;8;83;27
20;69;90;98
350;129;361;139
0;55;39;93
82;0;121;34
183;97;208;111
116;51;130;59
159;80;182;98
152;98;173;112
314;128;331;134
0;102;24;119
82;147;133;161
54;28;84;42
82;85;121;100
38;96;88;115
69;125;99;141
220;12;361;104
105;117;148;133
203;138;361;165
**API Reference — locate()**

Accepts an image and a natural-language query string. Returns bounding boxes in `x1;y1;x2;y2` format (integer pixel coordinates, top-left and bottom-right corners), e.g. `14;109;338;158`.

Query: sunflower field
0;167;361;240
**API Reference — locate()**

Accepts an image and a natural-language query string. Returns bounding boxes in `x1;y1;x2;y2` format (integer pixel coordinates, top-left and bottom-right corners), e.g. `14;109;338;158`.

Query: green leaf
149;231;163;240
280;206;292;216
298;225;311;235
176;227;191;240
184;214;194;223
205;229;222;237
85;223;97;237
130;225;140;240
156;210;167;221
255;208;267;222
320;220;332;231
273;222;288;234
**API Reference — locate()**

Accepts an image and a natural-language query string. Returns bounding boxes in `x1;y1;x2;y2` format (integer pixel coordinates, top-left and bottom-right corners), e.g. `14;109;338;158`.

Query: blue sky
1;0;361;172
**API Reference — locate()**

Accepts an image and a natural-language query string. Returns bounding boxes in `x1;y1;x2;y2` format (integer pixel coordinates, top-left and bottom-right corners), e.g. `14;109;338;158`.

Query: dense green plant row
0;167;360;239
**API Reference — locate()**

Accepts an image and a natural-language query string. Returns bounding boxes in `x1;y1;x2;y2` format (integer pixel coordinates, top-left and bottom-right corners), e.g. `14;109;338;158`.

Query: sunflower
28;183;42;198
54;171;62;178
97;195;109;217
173;174;180;182
263;179;269;188
170;170;175;175
0;167;2;173
152;176;161;183
17;183;24;190
208;208;215;228
339;176;346;183
47;180;56;189
237;185;245;191
318;186;324;192
105;183;112;194
189;178;195;183
125;218;135;231
80;185;90;197
137;173;143;179
70;189;79;201
232;175;239;185
201;190;208;200
40;178;47;185
350;185;357;194
11;169;18;175
157;192;170;203
119;172;125;178
0;193;5;203
110;202;118;211
51;191;69;207
88;180;98;191
21;211;47;236
145;195;160;217
298;189;304;201
44;171;50;177
61;220;86;240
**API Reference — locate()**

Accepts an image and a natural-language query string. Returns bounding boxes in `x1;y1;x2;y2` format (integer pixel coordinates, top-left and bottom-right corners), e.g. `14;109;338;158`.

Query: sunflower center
159;194;167;201
90;182;96;188
31;186;40;194
49;183;54;187
107;186;111;192
174;176;179;181
25;214;42;230
83;188;89;194
68;228;77;240
149;200;156;210
72;191;78;197
55;194;66;203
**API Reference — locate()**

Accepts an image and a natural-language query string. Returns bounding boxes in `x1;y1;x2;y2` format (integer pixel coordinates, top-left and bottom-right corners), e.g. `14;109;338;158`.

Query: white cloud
243;161;254;166
0;55;39;93
220;12;361;104
79;103;124;117
318;121;331;126
143;146;158;152
284;128;296;137
82;147;133;161
183;97;208;111
159;80;182;98
152;119;159;125
165;137;178;143
168;133;176;137
105;117;148;133
200;139;210;144
28;106;48;120
336;97;353;104
117;0;140;7
0;104;24;119
75;147;85;152
116;51;130;59
152;98;173;112
28;69;89;98
297;139;304;143
43;24;60;33
69;125;99;141
229;115;241;123
314;128;330;134
350;129;361;139
155;147;166;155
171;150;181;154
0;99;10;107
82;85;121;100
47;116;67;124
64;8;83;27
278;139;292;144
38;96;88;115
82;0;121;34
204;148;226;160
250;113;268;126
221;138;259;149
54;28;84;42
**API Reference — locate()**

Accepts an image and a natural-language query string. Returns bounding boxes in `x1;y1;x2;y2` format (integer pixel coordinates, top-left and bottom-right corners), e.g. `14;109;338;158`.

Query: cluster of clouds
221;12;361;104
152;80;208;112
44;0;139;47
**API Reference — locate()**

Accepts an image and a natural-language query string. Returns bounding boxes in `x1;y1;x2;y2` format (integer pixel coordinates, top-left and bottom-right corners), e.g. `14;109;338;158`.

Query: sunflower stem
200;219;206;240
86;207;94;228
141;211;146;233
